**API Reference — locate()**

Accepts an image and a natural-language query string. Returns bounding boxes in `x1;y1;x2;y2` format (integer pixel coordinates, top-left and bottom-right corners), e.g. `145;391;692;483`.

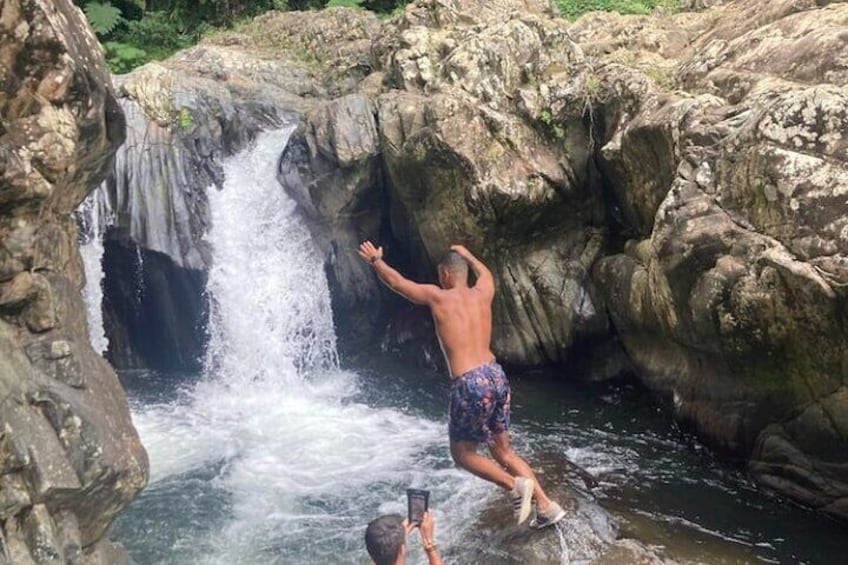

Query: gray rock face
296;0;848;520
584;1;848;518
279;93;384;343
0;0;148;561
369;1;616;367
454;450;672;564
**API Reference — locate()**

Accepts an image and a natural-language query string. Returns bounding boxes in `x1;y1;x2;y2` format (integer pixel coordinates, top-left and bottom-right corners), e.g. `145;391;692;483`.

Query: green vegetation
75;0;318;73
555;0;678;20
79;0;678;74
83;1;124;34
327;0;410;14
644;66;675;89
538;108;566;140
178;108;194;131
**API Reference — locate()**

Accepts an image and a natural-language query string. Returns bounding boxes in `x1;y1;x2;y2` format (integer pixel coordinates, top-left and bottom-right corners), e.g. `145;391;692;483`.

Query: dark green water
112;357;848;564
354;358;848;564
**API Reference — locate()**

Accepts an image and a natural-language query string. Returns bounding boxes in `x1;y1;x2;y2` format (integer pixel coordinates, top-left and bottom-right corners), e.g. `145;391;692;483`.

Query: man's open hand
358;240;383;264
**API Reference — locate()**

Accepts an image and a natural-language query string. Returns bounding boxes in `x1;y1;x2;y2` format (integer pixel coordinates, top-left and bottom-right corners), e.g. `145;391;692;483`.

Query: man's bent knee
490;443;516;467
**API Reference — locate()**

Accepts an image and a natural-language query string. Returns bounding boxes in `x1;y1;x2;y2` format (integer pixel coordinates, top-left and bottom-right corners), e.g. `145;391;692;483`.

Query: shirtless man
358;241;566;528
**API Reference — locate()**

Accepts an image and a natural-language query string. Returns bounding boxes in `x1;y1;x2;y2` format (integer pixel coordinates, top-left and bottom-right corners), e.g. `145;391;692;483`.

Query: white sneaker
509;477;535;525
529;500;567;529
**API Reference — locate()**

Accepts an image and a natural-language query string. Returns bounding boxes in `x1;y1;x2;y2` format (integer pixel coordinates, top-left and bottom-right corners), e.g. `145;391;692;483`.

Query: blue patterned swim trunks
449;361;511;443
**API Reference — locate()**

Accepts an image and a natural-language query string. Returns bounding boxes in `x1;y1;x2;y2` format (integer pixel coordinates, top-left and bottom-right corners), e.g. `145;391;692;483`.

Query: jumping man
358;241;567;528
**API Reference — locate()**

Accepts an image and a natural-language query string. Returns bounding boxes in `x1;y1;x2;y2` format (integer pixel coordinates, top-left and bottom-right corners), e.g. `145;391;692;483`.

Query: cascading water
78;193;109;355
202;127;338;383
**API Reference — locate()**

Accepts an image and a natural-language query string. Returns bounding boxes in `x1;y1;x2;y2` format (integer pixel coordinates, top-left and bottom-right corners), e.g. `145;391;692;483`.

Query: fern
85;1;124;36
103;41;147;74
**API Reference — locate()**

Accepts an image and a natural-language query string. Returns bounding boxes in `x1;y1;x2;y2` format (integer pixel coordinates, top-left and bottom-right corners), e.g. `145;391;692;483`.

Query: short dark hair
365;514;405;565
439;250;468;274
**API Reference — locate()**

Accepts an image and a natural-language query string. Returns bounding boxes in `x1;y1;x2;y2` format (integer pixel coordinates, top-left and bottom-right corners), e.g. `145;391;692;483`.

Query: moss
584;72;601;100
555;0;680;20
644;67;675;90
538;108;566;140
226;21;325;70
178;108;194;131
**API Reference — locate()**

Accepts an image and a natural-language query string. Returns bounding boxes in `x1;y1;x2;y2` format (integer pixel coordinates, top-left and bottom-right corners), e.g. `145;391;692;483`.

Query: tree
361;0;407;13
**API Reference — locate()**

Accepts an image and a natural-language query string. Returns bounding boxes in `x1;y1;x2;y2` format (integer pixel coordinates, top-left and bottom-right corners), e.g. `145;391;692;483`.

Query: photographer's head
365;514;406;565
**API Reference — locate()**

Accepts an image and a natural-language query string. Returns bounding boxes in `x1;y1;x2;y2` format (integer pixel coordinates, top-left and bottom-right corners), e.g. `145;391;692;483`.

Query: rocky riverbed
3;0;847;561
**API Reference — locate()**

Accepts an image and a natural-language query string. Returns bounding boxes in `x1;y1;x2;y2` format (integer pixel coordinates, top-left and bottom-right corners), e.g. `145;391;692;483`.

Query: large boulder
0;0;148;561
364;0;617;367
588;0;848;518
356;0;848;518
279;93;385;344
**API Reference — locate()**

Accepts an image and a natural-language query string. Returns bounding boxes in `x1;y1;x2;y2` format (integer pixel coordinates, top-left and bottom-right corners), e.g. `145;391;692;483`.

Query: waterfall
78;193;109;355
202;127;338;386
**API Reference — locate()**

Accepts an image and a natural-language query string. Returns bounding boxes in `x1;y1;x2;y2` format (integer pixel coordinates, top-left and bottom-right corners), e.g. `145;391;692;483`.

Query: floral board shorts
448;361;511;443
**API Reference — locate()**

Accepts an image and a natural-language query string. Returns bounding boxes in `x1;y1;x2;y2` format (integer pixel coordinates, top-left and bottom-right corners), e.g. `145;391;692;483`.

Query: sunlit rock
0;0;148;561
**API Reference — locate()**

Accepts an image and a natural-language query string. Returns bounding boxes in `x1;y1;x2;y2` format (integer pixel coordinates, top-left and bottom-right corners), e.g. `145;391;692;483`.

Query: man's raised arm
450;244;495;298
358;241;440;306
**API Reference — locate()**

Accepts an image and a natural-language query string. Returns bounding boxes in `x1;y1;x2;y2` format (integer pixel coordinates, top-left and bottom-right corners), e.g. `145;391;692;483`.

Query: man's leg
489;432;552;509
450;440;515;491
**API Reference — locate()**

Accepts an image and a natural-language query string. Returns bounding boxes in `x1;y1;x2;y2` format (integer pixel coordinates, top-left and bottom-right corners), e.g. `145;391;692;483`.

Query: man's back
430;286;494;377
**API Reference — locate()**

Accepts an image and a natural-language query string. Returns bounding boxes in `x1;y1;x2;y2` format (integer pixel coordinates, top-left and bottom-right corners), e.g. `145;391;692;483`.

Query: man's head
438;251;469;289
365;514;406;565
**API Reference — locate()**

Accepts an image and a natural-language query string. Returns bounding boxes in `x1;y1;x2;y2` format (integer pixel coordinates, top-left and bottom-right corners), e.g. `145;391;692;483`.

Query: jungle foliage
77;0;678;74
555;0;678;19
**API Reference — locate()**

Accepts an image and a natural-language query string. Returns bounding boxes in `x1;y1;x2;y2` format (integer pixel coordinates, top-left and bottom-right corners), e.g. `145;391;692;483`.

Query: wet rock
453;449;672;564
22;505;64;564
1;0;148;561
279;94;384;346
100;239;208;372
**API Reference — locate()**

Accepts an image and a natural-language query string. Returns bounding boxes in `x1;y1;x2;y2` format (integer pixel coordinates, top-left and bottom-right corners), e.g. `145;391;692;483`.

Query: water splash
78;193;109;355
556;523;570;565
202;127;339;386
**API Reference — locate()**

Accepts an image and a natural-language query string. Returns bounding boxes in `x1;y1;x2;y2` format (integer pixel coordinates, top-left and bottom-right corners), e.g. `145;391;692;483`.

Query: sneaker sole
516;478;535;525
529;508;567;530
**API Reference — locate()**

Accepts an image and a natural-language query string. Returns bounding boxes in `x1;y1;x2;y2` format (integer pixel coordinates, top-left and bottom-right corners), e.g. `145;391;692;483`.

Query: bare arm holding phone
418;511;444;565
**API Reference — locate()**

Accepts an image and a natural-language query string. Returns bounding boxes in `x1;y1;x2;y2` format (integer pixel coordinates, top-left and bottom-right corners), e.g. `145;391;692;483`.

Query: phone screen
407;489;429;524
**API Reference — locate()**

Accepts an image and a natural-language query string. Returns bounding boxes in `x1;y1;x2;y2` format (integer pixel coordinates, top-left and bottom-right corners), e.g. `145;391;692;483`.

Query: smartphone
407;488;429;525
